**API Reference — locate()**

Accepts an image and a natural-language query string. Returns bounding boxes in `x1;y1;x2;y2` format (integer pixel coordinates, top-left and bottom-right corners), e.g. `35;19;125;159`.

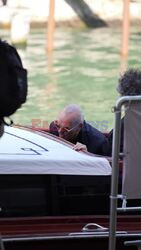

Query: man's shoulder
81;121;109;155
83;121;106;140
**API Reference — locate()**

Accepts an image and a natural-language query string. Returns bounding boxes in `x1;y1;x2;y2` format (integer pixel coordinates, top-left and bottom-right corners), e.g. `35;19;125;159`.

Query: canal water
0;25;141;131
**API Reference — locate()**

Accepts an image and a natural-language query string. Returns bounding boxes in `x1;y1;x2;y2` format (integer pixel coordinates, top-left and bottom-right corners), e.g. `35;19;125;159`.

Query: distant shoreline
1;18;141;30
0;0;141;29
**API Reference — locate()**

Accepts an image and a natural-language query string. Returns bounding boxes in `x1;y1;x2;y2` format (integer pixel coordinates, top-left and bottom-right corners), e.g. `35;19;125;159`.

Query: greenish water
0;26;141;130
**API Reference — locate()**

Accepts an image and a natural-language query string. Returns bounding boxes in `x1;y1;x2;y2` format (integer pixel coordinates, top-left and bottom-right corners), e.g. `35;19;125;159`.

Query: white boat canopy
0;126;111;175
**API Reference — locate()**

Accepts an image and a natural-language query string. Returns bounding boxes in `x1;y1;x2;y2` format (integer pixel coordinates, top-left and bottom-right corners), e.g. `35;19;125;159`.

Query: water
0;25;141;131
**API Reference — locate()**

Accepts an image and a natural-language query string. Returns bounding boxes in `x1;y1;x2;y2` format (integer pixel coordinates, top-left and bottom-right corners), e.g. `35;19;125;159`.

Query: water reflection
120;56;128;73
0;26;141;129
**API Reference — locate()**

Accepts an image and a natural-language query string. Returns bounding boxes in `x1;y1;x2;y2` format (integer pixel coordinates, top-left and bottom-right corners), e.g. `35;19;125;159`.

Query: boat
0;214;141;250
0;125;111;217
0;125;140;250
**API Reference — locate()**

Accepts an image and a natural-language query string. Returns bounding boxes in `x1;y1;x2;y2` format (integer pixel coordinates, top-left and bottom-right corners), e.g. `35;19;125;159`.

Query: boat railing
124;239;141;249
109;95;141;250
0;236;4;250
82;223;108;232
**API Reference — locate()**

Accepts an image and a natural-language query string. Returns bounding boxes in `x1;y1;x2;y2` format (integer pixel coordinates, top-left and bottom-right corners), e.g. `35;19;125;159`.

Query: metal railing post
109;106;122;250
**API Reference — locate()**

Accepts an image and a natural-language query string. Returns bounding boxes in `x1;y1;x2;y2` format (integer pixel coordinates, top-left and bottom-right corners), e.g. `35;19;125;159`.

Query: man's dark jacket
49;120;109;156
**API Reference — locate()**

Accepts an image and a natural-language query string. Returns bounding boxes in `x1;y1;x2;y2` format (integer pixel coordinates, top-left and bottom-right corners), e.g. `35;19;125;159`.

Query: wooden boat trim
14;125;111;159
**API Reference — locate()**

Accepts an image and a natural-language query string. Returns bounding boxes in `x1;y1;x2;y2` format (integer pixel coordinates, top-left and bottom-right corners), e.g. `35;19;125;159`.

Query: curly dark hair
117;69;141;96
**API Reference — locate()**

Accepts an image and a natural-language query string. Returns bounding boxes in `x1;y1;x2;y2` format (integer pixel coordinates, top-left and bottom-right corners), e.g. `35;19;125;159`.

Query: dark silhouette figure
65;0;107;28
0;39;27;137
108;69;141;155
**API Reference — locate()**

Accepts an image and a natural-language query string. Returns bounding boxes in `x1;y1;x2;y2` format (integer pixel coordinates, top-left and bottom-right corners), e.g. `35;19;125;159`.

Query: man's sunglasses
54;121;80;134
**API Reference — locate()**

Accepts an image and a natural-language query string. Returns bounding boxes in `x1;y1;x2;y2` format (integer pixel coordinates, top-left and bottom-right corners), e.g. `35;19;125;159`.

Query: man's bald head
57;104;84;141
59;104;84;126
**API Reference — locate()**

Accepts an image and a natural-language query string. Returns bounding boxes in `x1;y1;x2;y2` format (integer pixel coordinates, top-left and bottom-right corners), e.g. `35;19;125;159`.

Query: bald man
49;104;109;156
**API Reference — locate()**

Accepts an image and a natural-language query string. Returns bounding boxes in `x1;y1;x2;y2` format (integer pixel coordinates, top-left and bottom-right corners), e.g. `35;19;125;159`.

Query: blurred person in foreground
0;39;27;138
50;104;109;155
108;68;141;155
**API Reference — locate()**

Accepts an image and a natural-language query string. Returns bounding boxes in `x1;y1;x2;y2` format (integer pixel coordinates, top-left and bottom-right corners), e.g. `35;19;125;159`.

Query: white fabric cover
0;126;111;175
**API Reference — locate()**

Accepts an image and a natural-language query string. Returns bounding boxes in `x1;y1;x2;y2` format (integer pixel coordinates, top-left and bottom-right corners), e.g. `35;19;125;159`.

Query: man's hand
73;142;88;152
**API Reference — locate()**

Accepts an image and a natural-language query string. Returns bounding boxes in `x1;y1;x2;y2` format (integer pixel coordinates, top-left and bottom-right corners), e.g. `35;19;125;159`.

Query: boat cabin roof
0;126;111;175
